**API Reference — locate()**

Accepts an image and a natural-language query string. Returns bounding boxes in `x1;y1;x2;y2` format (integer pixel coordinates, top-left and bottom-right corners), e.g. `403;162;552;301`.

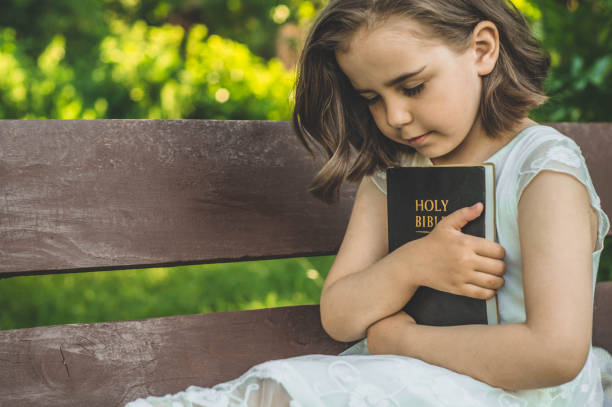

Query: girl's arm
320;176;420;342
367;170;597;390
322;176;505;342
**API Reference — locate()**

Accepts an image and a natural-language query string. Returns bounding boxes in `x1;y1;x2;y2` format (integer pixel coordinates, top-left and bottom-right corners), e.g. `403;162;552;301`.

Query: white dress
126;125;612;407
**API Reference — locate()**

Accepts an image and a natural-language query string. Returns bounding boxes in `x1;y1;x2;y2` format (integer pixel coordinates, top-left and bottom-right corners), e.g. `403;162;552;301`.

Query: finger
473;240;506;259
441;202;483;231
461;283;497;300
473;256;506;276
467;270;505;290
463;235;506;259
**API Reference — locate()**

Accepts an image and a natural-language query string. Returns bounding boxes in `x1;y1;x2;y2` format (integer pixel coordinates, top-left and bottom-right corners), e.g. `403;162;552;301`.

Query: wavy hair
292;0;550;204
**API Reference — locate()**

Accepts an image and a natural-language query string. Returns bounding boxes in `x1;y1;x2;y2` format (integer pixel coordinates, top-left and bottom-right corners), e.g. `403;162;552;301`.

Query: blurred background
1;0;610;330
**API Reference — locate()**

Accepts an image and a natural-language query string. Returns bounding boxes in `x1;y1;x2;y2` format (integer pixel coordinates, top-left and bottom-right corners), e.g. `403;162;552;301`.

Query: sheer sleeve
516;135;610;252
370;170;388;195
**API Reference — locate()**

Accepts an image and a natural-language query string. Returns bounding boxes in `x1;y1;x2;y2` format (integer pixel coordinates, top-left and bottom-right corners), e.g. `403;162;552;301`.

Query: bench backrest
0;120;610;405
1;120;355;277
2;121;611;277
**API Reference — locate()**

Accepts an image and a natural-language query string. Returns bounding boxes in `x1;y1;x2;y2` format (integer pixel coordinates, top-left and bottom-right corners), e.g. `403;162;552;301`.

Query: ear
470;21;499;76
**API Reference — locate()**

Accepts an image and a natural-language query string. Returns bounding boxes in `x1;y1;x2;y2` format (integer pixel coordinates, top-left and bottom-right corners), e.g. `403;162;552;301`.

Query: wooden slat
0;282;609;406
0;120;356;276
0;305;350;406
1;121;610;277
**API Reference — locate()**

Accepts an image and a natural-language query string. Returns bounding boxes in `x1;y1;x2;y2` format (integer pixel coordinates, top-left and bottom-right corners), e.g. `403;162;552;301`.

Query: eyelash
362;83;425;105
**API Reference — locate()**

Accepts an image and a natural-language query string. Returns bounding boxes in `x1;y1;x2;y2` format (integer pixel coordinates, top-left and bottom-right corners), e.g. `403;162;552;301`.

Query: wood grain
1;121;610;277
0;304;351;406
0;120;356;276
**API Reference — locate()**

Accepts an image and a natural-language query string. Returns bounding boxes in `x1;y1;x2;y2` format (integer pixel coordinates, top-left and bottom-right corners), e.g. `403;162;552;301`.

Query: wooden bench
0;120;610;406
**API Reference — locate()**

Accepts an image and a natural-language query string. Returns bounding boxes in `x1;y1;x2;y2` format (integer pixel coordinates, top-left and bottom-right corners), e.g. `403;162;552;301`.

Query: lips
406;131;431;146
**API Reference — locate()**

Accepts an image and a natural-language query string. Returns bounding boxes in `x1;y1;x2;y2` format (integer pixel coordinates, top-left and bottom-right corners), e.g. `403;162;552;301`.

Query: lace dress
126;125;612;407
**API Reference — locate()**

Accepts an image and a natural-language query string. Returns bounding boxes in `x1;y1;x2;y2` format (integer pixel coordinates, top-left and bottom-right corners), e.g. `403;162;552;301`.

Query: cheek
367;104;381;120
430;78;477;125
368;104;390;133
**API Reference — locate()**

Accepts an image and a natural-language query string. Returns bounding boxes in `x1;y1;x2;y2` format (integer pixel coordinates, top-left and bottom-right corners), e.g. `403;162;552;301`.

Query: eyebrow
355;65;427;93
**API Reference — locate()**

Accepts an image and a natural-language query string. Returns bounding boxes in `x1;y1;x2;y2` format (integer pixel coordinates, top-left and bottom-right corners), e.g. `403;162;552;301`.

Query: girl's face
336;16;504;165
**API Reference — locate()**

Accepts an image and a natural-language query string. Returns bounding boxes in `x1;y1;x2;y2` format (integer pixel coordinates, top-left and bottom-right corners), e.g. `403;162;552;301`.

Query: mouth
406;131;431;146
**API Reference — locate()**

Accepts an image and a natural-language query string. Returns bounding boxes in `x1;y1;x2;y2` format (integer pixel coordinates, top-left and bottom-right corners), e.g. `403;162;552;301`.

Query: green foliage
597;237;612;283
96;20;295;119
0;256;334;330
0;19;295;120
529;0;612;122
113;0;328;60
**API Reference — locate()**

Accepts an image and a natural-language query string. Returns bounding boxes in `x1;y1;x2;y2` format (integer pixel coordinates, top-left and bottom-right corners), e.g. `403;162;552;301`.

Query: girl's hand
366;311;416;355
400;202;506;300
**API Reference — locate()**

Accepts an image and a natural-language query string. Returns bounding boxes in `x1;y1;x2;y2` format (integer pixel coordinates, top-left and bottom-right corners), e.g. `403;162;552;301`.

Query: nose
385;98;413;129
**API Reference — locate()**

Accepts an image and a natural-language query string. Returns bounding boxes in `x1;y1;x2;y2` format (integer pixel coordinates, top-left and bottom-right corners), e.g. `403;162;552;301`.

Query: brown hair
292;0;550;204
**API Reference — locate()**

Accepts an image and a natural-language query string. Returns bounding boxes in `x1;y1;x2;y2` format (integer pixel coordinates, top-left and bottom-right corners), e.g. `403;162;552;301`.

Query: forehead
341;15;442;55
336;16;451;88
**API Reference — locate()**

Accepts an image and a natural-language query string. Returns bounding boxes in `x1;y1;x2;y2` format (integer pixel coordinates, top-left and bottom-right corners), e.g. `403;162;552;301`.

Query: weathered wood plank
0;282;609;407
0;304;350;406
0;120;356;276
1;121;611;277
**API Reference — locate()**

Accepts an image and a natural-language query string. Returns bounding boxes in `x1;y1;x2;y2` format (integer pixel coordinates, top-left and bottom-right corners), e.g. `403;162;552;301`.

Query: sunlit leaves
510;0;543;19
0;256;335;330
0;29;80;119
0;16;295;120
530;0;612;122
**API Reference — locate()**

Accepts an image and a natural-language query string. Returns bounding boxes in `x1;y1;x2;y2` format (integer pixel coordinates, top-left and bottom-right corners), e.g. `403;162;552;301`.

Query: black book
386;164;499;326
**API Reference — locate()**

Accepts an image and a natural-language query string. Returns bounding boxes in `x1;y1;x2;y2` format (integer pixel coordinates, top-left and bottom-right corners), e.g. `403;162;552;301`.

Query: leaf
570;55;584;76
587;55;612;86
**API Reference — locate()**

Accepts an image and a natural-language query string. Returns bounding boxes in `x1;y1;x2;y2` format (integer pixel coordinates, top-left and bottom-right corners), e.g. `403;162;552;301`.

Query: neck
431;118;538;166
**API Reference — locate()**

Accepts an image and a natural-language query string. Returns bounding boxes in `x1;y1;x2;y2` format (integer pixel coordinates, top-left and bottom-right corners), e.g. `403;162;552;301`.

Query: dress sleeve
516;136;610;252
370;170;388;195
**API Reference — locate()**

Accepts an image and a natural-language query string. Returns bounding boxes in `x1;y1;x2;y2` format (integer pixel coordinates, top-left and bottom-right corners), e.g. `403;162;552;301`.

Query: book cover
386;164;499;326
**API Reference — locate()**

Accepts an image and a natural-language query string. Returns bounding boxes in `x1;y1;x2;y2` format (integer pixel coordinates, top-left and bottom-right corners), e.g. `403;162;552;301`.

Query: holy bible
386;164;499;326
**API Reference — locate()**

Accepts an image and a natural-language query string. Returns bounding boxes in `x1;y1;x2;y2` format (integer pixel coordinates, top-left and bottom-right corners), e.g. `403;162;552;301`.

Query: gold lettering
441;200;448;212
416;216;422;228
416;200;450;212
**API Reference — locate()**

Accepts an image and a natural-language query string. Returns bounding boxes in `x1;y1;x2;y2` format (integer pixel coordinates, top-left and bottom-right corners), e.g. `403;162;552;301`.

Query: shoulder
512;125;583;167
510;125;589;198
513;125;608;251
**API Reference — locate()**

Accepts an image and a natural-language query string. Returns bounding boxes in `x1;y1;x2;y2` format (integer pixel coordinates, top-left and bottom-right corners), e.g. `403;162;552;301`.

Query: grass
0;256;334;330
1;236;610;331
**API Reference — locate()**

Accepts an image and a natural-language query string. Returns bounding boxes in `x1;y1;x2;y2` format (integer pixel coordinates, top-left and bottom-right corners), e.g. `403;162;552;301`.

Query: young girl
127;0;612;405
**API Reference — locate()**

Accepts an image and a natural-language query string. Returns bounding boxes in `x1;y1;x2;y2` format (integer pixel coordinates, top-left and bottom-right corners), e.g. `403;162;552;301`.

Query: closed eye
361;95;380;105
402;83;425;97
360;83;425;105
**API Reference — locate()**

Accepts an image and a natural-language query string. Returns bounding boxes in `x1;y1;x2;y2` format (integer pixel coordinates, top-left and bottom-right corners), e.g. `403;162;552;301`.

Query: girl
127;0;612;405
